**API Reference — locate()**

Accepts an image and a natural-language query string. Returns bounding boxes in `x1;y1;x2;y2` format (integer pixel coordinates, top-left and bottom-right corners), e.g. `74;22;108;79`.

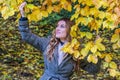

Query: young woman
19;2;101;80
19;2;75;80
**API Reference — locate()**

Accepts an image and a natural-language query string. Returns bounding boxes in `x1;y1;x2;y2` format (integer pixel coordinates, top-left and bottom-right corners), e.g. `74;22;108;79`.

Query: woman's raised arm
18;2;50;53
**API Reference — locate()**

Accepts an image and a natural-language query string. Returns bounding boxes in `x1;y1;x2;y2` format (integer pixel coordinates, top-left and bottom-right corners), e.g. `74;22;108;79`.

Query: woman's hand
19;2;27;17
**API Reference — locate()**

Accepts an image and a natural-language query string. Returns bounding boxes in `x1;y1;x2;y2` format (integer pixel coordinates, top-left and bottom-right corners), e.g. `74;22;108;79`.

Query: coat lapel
53;44;71;68
59;54;72;68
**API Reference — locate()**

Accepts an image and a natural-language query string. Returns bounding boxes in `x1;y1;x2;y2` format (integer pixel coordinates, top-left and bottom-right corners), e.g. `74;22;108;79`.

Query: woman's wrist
20;10;26;17
19;17;28;21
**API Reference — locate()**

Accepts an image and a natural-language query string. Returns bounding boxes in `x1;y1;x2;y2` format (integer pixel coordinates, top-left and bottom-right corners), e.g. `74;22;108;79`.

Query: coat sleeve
18;17;50;53
79;57;101;74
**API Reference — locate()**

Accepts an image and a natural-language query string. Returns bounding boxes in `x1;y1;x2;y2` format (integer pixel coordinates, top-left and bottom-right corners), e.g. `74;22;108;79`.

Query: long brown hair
46;18;74;61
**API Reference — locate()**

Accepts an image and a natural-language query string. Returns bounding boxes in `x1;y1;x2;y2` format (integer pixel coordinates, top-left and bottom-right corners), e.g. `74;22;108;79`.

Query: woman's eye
61;25;65;28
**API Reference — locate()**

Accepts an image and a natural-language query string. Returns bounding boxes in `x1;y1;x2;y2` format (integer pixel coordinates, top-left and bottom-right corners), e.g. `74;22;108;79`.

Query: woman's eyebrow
57;23;65;26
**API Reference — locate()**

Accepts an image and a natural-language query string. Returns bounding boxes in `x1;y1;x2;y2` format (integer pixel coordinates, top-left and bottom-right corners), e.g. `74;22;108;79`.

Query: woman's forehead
58;20;66;25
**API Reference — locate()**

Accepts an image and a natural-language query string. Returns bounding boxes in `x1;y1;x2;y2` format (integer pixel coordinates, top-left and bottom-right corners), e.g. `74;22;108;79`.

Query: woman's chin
56;37;60;39
56;35;60;38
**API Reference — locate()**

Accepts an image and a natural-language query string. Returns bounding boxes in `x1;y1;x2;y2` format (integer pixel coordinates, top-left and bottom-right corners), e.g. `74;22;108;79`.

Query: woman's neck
59;39;68;45
60;39;67;43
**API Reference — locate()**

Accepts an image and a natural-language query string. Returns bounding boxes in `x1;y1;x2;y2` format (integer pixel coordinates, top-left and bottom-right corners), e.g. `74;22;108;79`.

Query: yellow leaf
90;8;98;15
0;0;4;4
69;48;75;54
67;2;72;11
96;37;103;44
17;0;24;4
78;0;82;4
1;6;15;19
0;6;1;11
61;0;72;11
71;13;79;20
2;71;8;75
41;11;48;17
96;0;108;9
115;28;120;34
61;42;70;53
117;40;120;47
109;69;117;77
101;53;107;59
92;55;98;64
111;34;119;43
79;32;86;38
91;45;97;53
96;51;102;58
70;25;78;37
27;0;33;2
74;4;80;12
71;38;80;49
62;42;75;54
75;17;86;25
102;21;109;29
106;13;113;21
87;54;98;64
53;5;61;12
70;31;77;37
96;43;105;51
108;21;117;30
86;0;93;6
28;9;41;21
85;41;93;50
72;0;76;3
80;48;89;58
98;11;106;19
51;0;58;3
80;6;89;16
112;43;118;49
9;0;17;7
26;4;37;10
105;54;112;62
86;32;93;39
87;54;92;63
37;12;42;20
47;5;53;13
60;0;67;4
85;17;93;25
72;25;78;31
74;43;80;50
111;14;118;21
109;61;117;69
88;20;99;31
73;50;80;58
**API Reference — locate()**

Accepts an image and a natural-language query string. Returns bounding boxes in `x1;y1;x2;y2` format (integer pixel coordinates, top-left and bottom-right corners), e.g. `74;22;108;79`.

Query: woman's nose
56;29;60;32
56;26;60;30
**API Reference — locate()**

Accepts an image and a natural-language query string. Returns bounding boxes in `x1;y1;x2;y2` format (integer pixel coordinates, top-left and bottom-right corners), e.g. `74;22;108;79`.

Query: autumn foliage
0;0;120;78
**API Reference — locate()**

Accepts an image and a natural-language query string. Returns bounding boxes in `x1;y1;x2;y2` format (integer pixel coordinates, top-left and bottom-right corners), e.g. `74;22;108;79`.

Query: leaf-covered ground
0;17;120;80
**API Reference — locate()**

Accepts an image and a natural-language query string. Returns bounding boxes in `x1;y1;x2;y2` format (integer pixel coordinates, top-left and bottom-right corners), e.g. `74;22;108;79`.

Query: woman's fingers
19;2;27;17
19;2;27;11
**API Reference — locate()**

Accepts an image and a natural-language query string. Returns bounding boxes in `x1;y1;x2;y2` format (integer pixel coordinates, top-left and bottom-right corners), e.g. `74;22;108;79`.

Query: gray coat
19;18;75;80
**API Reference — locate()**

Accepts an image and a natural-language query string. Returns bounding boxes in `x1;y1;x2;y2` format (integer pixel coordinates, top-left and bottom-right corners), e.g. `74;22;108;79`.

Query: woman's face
55;20;68;41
